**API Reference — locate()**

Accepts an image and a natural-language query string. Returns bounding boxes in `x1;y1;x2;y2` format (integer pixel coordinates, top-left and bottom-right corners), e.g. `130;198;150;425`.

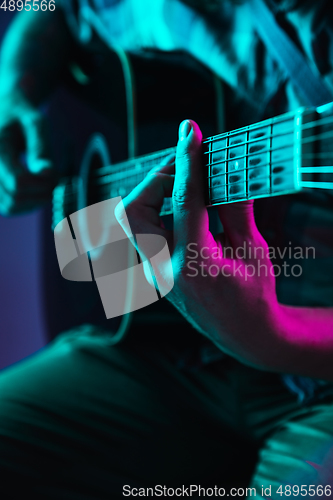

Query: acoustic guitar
43;46;333;343
41;47;223;341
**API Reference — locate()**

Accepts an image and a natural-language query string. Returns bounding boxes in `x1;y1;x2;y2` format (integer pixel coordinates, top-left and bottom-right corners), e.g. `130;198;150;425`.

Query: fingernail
179;120;192;141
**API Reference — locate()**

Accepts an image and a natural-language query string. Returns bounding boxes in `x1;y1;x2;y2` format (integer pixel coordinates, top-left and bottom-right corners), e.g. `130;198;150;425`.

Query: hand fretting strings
57;108;333;212
95;113;333;187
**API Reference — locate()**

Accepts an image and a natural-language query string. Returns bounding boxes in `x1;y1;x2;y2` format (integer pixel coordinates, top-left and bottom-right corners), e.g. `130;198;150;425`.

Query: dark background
0;12;45;370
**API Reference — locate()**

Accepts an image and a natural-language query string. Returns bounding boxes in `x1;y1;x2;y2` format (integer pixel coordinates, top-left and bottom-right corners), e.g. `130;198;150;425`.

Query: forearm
0;9;74;104
268;304;333;381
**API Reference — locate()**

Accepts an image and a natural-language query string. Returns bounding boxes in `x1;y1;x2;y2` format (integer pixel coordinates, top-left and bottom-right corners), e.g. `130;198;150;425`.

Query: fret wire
93;127;282;179
90;129;286;181
94;127;333;189
226;132;230;202
203;115;281;143
209;179;271;188
207;155;294;180
208;139;212;205
245;126;249;199
206;158;291;178
204;125;333;158
93;151;331;196
95;153;297;196
207;144;293;169
269;121;273;194
77;115;333;196
94;149;333;189
203;127;294;155
206;129;333;172
92;127;333;186
210;177;333;191
91;111;333;181
99;132;312;186
202;112;333;147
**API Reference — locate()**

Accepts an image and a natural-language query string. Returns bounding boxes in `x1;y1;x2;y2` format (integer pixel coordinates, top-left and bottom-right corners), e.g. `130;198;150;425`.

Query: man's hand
0;95;56;215
116;119;333;380
116;119;282;370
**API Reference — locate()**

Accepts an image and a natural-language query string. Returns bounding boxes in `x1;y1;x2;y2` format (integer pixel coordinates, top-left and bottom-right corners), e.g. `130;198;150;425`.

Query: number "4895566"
0;0;55;11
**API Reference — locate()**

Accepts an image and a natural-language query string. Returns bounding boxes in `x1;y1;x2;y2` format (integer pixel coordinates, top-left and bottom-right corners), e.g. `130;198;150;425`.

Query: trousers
0;322;333;499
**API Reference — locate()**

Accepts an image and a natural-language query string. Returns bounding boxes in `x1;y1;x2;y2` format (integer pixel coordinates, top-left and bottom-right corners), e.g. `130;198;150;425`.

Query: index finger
115;154;175;238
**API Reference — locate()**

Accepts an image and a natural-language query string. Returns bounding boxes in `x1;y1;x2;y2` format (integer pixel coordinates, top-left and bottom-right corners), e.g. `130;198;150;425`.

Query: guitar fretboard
95;108;304;213
205;111;300;205
53;102;333;229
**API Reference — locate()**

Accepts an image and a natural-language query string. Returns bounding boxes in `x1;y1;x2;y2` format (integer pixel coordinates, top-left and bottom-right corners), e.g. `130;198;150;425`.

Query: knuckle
172;183;197;208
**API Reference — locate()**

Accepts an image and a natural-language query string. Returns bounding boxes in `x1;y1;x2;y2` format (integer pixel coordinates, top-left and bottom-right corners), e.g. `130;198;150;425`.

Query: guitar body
41;46;222;342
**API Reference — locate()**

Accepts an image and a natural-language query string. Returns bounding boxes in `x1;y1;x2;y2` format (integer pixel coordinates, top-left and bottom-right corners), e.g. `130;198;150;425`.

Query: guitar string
55;119;333;206
93;156;295;185
204;129;333;174
56;152;333;202
56;164;333;208
90;127;333;188
201;112;333;144
202;113;333;149
88;126;290;181
92;128;333;189
90;112;333;180
57;147;333;201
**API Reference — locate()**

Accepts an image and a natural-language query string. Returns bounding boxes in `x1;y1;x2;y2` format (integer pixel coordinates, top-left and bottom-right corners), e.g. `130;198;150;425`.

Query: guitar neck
98;106;310;215
53;101;333;229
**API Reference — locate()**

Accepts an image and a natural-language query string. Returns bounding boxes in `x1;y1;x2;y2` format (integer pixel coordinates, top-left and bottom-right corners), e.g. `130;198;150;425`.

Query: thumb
218;200;261;247
21;111;53;175
173;119;207;250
